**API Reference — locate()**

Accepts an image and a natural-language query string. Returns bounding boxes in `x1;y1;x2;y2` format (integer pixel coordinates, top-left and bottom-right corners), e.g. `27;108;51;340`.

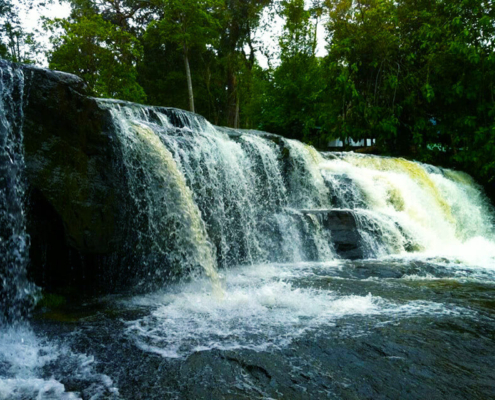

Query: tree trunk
234;93;240;128
183;46;195;113
227;65;238;128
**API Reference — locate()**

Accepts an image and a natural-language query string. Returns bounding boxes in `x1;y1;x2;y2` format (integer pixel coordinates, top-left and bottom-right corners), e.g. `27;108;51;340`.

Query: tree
248;0;326;143
218;0;272;127
148;0;221;113
65;0;153;32
323;0;495;185
46;9;146;102
139;21;227;123
0;0;44;64
424;0;495;181
325;0;407;149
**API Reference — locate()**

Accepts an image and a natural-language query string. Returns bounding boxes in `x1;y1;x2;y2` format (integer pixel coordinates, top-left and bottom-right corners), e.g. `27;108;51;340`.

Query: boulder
299;209;364;260
21;64;125;255
0;61;134;292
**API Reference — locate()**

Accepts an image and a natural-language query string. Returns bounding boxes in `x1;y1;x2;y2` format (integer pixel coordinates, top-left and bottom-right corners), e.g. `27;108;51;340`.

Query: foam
0;326;119;400
125;262;465;359
320;155;495;261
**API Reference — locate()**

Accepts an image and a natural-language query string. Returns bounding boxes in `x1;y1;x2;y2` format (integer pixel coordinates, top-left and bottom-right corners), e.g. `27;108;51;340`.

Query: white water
90;104;495;360
0;64;36;322
108;105;222;293
101;102;342;271
0;326;119;400
1;82;495;394
125;261;473;359
93;109;495;362
0;68;119;400
320;153;495;266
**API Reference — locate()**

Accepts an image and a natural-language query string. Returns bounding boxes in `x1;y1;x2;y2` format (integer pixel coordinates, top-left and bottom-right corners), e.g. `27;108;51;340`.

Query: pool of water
3;256;494;399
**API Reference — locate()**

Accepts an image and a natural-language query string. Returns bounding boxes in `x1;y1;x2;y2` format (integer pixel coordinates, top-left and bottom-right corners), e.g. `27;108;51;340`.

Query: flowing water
0;64;34;323
1;88;495;398
0;65;120;400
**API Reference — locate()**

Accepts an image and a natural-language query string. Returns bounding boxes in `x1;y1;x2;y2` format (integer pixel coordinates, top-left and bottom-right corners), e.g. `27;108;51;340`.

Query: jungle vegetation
1;0;495;190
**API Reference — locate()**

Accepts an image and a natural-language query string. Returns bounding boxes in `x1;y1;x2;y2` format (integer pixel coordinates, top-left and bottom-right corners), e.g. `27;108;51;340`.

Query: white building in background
328;138;376;148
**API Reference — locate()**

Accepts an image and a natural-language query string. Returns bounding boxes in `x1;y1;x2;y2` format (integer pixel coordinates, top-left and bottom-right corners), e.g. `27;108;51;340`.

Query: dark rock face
300;210;364;260
22;65;124;254
6;63;134;292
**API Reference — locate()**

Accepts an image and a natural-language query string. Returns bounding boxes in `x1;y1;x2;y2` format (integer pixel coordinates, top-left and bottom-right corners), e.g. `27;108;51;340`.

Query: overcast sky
22;1;71;30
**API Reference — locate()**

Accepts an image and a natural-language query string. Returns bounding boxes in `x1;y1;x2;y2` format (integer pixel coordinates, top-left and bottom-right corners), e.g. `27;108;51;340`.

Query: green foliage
138;21;227;122
148;0;222;111
319;0;494;182
45;0;273;126
37;0;494;187
47;12;146;102
151;0;220;52
217;0;273;127
250;0;494;186
249;0;326;143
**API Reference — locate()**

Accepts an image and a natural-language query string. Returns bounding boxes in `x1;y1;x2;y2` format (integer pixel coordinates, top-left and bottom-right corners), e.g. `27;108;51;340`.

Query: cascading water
320;152;495;262
105;103;222;294
2;62;495;398
96;102;495;275
100;101;337;273
80;99;495;280
285;140;331;209
85;101;495;366
0;65;35;323
0;66;118;400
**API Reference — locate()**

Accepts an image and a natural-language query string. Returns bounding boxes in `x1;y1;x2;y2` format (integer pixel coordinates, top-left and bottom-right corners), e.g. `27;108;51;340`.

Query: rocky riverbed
21;257;495;399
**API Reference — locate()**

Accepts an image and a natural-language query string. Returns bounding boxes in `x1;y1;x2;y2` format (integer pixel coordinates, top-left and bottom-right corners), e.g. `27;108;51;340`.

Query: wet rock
300;209;365;260
22;64;124;254
0;62;136;292
322;173;368;209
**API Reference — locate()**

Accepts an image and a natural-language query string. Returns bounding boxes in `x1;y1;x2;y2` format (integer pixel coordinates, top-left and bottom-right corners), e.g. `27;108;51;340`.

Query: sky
16;1;71;65
22;2;71;29
17;0;327;69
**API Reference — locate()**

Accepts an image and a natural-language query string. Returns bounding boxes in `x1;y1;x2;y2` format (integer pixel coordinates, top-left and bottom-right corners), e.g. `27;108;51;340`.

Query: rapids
1;68;495;399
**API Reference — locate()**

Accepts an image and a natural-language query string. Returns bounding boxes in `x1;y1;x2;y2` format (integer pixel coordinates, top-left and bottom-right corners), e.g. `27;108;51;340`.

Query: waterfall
320;152;495;261
3;63;495;398
1;62;493;300
107;104;223;293
120;133;495;360
284;139;330;208
0;65;36;324
101;102;339;275
96;101;495;280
